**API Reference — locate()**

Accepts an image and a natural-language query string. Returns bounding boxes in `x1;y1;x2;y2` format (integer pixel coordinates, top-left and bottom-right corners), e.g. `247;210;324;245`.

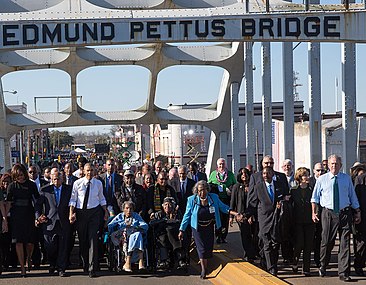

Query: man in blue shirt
311;154;361;282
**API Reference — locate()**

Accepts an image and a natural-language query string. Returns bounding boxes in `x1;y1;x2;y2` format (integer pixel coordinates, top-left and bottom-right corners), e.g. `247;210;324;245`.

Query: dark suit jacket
249;171;289;193
117;182;147;217
176;178;195;213
247;180;288;237
187;171;207;182
99;172;122;213
35;184;72;233
65;175;78;186
355;173;366;233
308;176;316;189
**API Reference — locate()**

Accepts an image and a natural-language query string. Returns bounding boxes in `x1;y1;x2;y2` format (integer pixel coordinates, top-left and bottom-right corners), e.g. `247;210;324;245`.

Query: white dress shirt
69;177;106;209
30;177;41;192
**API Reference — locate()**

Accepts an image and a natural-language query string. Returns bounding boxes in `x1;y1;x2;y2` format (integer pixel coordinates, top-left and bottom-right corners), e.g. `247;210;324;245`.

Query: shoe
216;237;222;244
355;268;365;276
88;271;96;278
49;266;56;275
177;260;188;269
221;238;227;243
339;274;351;282
303;271;311;277
200;270;206;279
20;268;26;278
269;269;277;276
318;267;326;277
291;265;298;273
122;266;132;272
58;271;66;277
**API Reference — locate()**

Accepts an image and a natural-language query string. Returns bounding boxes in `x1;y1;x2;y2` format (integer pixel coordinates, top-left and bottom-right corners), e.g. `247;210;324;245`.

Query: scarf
216;169;228;183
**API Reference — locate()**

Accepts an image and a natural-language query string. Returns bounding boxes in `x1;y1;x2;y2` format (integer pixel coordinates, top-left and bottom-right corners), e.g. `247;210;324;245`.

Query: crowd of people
0;154;364;282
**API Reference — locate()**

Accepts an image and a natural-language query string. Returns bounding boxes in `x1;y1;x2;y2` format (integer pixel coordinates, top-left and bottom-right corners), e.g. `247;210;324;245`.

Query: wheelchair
149;218;189;273
105;227;149;273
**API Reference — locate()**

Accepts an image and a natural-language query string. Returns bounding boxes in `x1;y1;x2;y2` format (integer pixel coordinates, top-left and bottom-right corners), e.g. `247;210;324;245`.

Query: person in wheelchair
150;197;188;270
108;201;148;272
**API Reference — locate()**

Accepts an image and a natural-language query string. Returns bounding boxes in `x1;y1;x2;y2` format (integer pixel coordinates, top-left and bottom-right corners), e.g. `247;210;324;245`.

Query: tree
49;130;74;150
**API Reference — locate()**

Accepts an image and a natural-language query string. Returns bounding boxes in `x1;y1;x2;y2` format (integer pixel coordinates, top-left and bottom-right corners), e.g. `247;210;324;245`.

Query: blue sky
2;1;366;134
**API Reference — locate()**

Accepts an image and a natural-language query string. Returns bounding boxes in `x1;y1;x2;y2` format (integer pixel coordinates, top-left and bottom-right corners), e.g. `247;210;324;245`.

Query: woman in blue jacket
178;180;241;279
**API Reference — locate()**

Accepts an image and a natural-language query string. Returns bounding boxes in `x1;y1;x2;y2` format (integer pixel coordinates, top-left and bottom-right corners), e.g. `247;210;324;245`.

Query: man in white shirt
69;163;108;278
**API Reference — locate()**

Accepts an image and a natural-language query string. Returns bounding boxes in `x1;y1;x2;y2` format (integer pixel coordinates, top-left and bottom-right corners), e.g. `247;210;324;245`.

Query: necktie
55;187;60;206
333;176;339;214
268;184;274;203
83;181;91;210
181;182;185;195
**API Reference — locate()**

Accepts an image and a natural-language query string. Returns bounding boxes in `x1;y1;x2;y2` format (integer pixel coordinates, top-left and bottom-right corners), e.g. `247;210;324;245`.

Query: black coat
355;173;366;233
176;178;195;213
35;184;72;233
247;179;289;237
99;172;122;214
291;185;314;225
117;182;147;218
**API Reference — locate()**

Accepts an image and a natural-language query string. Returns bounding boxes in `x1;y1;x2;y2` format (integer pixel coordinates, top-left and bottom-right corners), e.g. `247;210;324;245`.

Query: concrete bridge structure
0;0;363;173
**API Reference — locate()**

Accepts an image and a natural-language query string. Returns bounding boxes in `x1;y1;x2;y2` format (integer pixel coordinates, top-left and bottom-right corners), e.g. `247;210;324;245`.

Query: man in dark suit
248;156;289;193
354;172;366;276
29;165;49;267
35;168;72;277
64;163;79;187
99;158;122;216
187;161;207;182
177;165;195;213
247;166;289;276
308;161;324;267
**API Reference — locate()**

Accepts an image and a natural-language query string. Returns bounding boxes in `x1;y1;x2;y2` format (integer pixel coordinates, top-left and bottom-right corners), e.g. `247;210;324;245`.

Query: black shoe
291;265;298;273
339;274;351;282
177;260;187;269
221;238;227;243
303;271;311;277
216;237;222;244
355;268;365;276
58;271;66;277
269;269;277;276
89;271;96;278
318;267;326;277
49;266;56;275
200;270;206;279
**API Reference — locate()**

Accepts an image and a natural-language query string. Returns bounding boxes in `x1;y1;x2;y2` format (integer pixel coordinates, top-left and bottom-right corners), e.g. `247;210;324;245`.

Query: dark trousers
43;222;71;271
260;233;279;272
354;230;366;270
320;207;352;276
293;223;315;272
238;221;256;260
76;206;102;272
313;220;322;266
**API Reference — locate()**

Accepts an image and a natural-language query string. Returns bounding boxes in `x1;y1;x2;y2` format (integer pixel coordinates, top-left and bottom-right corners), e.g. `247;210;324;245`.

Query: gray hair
122;200;135;211
282;159;293;166
192;180;210;194
328;154;342;164
178;165;187;173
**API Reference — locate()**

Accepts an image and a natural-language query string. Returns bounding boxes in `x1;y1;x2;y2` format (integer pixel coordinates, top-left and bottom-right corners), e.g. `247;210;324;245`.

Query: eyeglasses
315;169;323;172
159;178;168;180
29;171;35;174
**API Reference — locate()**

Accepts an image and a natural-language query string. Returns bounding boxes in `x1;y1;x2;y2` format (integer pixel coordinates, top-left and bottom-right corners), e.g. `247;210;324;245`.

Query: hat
124;169;135;176
163;197;176;205
351;162;366;172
